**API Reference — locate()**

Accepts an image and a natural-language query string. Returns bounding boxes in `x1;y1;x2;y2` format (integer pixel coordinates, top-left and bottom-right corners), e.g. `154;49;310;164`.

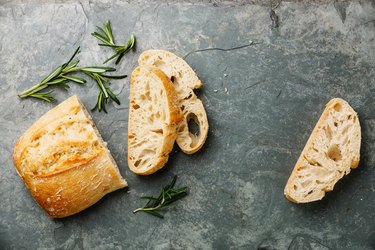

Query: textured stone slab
0;0;374;249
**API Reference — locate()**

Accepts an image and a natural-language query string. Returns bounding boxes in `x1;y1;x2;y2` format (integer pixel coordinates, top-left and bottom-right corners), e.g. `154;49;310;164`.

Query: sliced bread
138;50;209;154
284;98;361;203
13;95;127;218
128;66;183;175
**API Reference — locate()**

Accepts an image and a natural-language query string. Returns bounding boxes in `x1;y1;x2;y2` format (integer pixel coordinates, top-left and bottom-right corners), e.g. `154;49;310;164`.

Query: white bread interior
284;98;361;203
138;50;208;154
128;66;183;175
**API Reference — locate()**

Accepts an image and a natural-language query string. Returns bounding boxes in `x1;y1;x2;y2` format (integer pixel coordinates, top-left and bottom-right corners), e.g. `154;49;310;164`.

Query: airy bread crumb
284;98;361;203
128;66;183;175
138;50;209;154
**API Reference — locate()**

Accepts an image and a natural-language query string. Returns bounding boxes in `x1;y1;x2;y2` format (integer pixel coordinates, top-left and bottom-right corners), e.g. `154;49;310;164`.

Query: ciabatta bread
138;50;208;154
284;98;361;203
128;66;183;175
13;95;127;218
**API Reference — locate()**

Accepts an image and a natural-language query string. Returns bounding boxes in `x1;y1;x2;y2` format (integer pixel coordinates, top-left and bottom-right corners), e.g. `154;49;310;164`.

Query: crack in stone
334;1;348;24
107;124;127;141
0;37;3;52
183;42;259;59
72;3;88;47
146;219;163;249
10;6;16;20
106;119;128;128
153;3;161;22
257;142;293;154
244;80;265;90
113;83;126;96
78;1;89;23
133;7;148;30
113;105;129;110
363;19;375;25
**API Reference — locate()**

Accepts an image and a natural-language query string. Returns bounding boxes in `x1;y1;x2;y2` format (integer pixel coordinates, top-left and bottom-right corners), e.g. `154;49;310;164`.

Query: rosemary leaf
40;66;63;85
61;75;86;84
18;47;126;113
29;90;56;102
92;21;136;64
79;66;116;73
62;47;80;68
101;74;127;79
106;87;120;105
133;175;188;219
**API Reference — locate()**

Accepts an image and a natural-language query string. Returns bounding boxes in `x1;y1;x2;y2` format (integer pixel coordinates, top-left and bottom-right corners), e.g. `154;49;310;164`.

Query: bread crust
138;50;209;154
139;50;203;92
128;66;183;175
176;96;209;154
13;95;127;218
284;98;361;203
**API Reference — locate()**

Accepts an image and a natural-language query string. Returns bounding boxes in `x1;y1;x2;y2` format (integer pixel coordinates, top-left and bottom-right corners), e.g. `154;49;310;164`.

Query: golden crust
13;95;127;218
150;66;184;125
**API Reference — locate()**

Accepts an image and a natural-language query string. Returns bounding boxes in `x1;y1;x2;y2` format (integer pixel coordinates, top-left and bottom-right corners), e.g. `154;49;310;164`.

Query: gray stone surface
0;0;375;249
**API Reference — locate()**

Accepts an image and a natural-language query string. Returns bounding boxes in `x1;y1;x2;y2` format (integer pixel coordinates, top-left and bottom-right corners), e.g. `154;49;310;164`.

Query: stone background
0;0;374;249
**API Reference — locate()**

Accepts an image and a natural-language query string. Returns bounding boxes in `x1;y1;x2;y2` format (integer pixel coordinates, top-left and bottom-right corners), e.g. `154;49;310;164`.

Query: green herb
133;175;188;218
91;21;136;64
81;67;127;113
18;47;83;102
18;47;127;112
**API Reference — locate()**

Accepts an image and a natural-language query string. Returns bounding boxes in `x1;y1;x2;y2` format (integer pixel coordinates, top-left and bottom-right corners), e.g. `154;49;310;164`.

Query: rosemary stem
61;67;80;74
18;83;46;98
133;204;163;214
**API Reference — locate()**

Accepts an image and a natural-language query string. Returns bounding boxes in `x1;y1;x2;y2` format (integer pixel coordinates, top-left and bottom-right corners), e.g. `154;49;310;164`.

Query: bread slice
284;98;361;203
13;95;127;218
128;66;183;175
138;50;209;154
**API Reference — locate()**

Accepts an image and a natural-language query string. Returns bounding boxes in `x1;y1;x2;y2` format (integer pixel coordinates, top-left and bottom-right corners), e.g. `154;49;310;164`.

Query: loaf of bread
284;98;361;203
138;50;209;154
128;66;183;175
13;95;127;218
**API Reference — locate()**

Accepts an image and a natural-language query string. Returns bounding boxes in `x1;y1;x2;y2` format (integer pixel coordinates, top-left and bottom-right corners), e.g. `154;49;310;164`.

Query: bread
138;50;209;154
13;95;127;218
284;98;361;203
128;66;183;175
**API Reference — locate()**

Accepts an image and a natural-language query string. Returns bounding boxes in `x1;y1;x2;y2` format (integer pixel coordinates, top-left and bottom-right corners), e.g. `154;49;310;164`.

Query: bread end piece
176;96;209;154
284;98;361;203
13;95;127;218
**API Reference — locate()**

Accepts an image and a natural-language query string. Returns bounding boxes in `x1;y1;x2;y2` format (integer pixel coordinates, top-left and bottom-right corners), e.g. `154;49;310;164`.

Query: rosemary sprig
18;47;84;102
91;21;136;64
133;175;188;218
80;67;127;113
18;47;127;112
